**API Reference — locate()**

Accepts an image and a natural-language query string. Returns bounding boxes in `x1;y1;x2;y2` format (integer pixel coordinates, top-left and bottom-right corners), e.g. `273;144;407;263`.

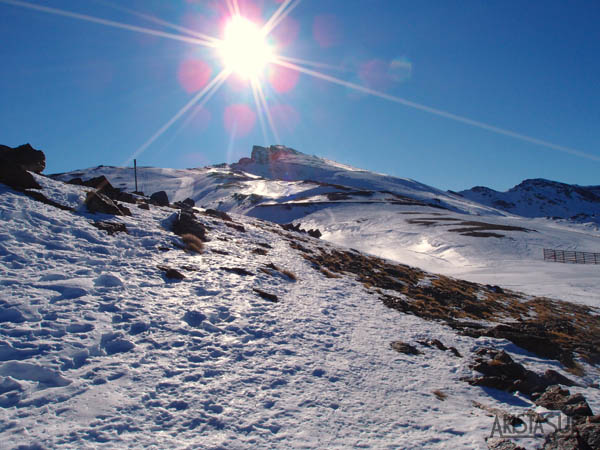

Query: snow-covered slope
52;146;600;306
298;203;600;306
459;179;600;224
3;160;600;448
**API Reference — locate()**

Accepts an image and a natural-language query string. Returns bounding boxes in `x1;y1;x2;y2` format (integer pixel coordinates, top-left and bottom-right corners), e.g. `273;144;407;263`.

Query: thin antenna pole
134;159;138;193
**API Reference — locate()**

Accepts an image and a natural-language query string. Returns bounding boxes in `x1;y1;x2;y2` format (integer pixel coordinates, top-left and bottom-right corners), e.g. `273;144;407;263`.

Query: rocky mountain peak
249;145;301;164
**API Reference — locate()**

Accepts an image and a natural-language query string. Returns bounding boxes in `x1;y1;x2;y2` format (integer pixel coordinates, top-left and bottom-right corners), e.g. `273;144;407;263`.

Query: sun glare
218;16;274;80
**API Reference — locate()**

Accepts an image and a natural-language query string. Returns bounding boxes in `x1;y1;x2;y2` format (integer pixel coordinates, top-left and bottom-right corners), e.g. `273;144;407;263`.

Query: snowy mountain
459;179;600;224
52;145;503;218
2;144;599;448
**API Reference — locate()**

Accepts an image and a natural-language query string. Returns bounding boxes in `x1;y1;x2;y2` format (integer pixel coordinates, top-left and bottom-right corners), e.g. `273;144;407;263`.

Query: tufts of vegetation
181;233;204;254
406;216;534;238
296;245;600;369
253;288;279;303
259;263;297;281
432;390;448;401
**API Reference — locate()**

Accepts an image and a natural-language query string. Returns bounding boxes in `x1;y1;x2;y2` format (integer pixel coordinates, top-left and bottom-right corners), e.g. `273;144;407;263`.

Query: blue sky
1;0;599;191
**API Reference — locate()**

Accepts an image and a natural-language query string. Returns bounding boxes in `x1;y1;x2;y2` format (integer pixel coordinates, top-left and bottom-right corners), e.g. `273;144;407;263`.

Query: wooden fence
543;248;600;264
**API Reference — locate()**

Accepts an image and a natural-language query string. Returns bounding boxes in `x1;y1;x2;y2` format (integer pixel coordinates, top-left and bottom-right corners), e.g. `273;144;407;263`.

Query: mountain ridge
51;145;503;219
460;178;600;224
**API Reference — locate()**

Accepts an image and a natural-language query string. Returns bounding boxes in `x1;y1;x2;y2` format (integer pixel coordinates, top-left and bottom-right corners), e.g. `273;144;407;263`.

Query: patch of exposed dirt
406;217;534;239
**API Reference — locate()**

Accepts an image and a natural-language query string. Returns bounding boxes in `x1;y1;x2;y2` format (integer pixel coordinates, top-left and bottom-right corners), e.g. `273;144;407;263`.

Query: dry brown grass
260;263;297;281
295;245;600;369
281;269;297;281
432;390;448;401
181;233;204;254
406;217;533;238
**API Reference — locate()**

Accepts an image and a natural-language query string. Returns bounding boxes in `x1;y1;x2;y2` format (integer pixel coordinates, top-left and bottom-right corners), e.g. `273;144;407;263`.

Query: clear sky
1;0;599;191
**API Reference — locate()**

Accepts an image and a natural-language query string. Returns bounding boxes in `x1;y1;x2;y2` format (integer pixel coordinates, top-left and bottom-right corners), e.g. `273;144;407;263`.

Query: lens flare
218;15;274;79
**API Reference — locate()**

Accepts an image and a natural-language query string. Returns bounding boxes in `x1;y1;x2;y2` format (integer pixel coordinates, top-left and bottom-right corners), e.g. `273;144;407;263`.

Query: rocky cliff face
249;145;301;164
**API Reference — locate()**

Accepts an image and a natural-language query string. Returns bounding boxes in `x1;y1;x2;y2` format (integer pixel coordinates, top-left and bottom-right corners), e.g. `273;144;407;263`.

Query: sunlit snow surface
23;151;598;448
53;150;600;307
298;204;600;307
0;177;535;449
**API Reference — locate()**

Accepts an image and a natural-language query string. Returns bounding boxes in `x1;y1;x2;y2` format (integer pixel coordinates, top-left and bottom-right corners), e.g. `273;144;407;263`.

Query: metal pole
134;159;138;193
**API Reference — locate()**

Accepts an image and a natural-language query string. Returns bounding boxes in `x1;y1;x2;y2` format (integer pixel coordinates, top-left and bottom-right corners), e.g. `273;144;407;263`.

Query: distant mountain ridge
459;178;600;223
51;145;600;225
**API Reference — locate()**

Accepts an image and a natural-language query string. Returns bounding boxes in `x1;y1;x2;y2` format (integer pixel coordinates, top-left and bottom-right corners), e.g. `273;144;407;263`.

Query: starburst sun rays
1;0;598;164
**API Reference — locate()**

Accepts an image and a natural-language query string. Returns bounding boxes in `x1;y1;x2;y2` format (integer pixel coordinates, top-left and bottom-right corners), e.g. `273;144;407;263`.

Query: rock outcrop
0;143;46;173
171;210;208;242
85;191;131;216
534;386;593;418
248;145;301;164
0;158;41;190
174;198;195;210
464;348;576;396
150;191;169;207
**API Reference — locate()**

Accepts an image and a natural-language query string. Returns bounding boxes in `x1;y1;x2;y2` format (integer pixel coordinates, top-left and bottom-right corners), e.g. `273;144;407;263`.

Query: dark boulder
280;222;322;239
464;348;577;396
92;221;128;235
281;222;302;233
171;210;207;241
577;422;600;449
0;143;46;173
174;198;195;210
116;191;136;204
85;191;129;216
203;208;232;221
158;265;185;280
150;190;169;207
0;157;41;190
224;221;245;232
67;177;84;185
165;268;185;280
82;176;121;199
82;175;110;190
535;386;593;418
117;203;132;216
138;203;150;210
308;229;322;239
543;421;600;449
390;341;422;355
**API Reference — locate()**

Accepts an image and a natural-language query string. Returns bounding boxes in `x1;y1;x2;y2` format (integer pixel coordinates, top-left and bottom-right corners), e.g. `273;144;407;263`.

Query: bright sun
218;16;274;79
